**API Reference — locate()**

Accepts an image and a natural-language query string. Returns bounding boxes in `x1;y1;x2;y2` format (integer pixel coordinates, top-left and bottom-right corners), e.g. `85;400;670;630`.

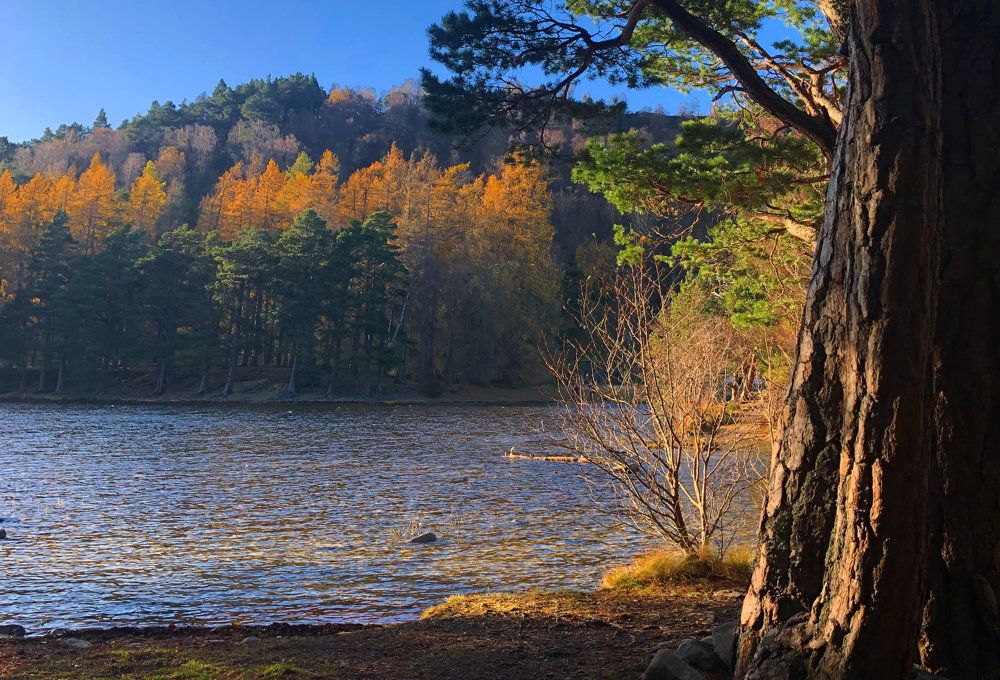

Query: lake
0;402;648;632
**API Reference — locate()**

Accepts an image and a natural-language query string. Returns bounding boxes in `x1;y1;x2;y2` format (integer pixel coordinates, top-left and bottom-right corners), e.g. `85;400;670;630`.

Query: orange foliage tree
126;161;167;238
67;153;120;253
199;150;342;240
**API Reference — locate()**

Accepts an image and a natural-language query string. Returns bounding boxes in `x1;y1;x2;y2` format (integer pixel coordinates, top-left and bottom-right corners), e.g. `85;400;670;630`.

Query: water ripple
0;403;647;631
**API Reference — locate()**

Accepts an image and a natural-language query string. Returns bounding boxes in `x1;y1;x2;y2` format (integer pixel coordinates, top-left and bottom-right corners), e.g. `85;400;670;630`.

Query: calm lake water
0;402;647;632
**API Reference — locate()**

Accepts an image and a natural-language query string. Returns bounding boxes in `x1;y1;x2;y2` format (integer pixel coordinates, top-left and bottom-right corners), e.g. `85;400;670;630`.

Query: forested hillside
0;74;685;396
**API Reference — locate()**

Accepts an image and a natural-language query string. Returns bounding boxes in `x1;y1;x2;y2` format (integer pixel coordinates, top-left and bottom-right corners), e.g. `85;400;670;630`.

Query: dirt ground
0;587;742;680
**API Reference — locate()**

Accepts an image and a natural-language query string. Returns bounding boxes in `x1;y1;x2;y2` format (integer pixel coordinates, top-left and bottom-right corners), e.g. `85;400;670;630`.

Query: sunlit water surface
0;403;647;632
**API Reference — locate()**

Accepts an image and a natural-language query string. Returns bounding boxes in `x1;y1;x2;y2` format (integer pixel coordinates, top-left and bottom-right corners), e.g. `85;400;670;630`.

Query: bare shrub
547;264;769;556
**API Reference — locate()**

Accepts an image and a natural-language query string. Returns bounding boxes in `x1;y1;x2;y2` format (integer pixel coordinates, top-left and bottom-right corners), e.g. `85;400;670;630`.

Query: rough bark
739;0;943;677
920;2;1000;677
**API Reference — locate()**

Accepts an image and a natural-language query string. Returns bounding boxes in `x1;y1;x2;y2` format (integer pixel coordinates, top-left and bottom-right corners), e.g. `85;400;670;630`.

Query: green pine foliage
0;209;413;397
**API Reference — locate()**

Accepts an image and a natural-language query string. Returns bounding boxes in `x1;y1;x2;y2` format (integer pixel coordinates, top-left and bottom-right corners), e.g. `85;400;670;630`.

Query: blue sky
0;1;702;142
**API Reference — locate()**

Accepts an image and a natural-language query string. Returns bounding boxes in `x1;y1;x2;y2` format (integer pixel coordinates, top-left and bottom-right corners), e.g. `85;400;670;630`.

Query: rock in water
408;531;438;544
644;648;705;680
711;620;738;671
0;529;6;540
677;637;727;673
0;624;25;639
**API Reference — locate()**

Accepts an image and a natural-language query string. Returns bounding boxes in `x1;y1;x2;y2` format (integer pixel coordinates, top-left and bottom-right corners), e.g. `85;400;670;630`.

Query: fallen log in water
503;449;590;463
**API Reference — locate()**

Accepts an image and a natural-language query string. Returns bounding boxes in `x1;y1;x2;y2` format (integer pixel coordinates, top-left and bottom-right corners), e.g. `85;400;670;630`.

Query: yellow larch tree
1;173;58;288
0;170;16;249
337;160;383;223
471;157;560;383
127;161;167;239
155;146;187;229
198;161;244;238
49;172;77;214
254;159;287;232
0;170;15;212
479;157;554;250
305;150;340;226
0;170;18;290
278;152;315;224
221;164;257;240
202;150;341;239
67;153;120;253
372;143;408;215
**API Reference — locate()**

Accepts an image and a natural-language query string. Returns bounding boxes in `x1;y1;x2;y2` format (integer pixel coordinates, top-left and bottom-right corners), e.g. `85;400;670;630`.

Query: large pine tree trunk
739;0;943;677
920;2;1000;677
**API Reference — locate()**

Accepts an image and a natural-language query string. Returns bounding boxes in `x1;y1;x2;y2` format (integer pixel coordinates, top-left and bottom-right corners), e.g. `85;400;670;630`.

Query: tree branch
754;212;818;246
649;0;838;158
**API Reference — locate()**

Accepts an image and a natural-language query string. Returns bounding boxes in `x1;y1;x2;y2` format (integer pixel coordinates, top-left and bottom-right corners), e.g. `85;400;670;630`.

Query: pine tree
136;225;216;395
92;109;110;130
275;209;335;396
22;213;76;392
339;211;406;396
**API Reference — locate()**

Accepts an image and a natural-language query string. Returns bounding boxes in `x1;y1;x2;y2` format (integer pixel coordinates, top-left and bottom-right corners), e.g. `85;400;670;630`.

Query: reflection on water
0;403;647;631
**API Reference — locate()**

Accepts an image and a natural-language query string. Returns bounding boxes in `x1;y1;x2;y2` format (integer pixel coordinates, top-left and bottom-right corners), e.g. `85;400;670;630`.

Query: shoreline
0;381;559;410
0;587;742;679
0;368;559;409
0;394;557;409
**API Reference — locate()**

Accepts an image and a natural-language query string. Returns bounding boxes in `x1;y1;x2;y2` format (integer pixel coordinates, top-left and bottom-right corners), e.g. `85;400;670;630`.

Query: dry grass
600;547;754;592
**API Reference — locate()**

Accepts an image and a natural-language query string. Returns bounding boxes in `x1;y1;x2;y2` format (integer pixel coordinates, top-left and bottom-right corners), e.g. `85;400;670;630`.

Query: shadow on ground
0;588;742;679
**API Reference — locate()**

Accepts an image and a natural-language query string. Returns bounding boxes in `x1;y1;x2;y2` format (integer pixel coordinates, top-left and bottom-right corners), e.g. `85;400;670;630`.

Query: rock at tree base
408;532;437;544
711;620;737;671
644;648;705;680
677;637;728;673
0;624;25;639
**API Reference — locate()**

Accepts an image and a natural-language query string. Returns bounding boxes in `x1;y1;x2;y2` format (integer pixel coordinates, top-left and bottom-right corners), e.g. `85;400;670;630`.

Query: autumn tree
200;150;341;239
67;153;120;253
1;173;58;288
472;157;560;384
126;161;167;238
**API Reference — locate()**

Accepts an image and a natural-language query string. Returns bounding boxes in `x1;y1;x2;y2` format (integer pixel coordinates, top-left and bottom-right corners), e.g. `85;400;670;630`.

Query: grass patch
420;590;554;620
104;647;181;674
167;660;226;679
260;661;306;677
600;547;754;591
